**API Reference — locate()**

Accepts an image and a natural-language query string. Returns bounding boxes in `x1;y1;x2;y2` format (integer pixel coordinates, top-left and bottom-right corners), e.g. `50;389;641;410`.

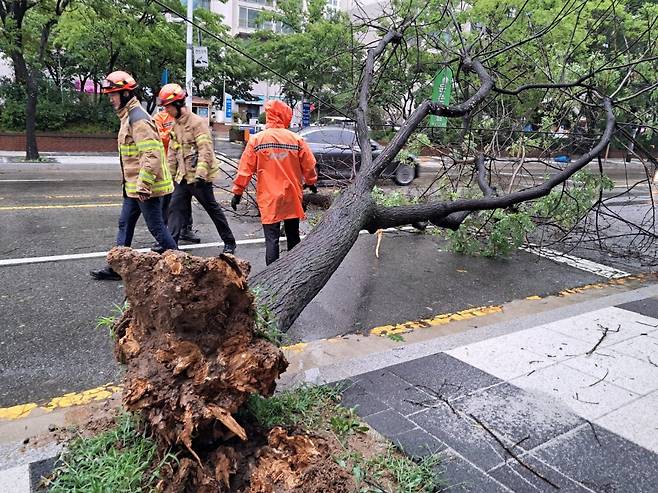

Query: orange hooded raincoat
233;100;317;224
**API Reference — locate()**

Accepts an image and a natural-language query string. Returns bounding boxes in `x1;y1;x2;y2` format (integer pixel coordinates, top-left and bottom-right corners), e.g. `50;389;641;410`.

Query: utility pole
185;0;193;108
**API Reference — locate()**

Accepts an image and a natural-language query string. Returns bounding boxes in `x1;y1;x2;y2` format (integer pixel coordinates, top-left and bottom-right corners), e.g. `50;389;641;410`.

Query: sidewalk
337;291;658;491
2;281;658;491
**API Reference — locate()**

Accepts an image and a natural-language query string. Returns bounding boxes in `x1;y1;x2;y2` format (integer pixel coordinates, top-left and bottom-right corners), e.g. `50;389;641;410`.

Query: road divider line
0;203;122;211
521;245;630;279
0;227;418;267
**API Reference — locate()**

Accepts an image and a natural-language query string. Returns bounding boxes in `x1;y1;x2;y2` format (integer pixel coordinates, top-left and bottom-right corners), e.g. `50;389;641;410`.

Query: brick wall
0;132;117;152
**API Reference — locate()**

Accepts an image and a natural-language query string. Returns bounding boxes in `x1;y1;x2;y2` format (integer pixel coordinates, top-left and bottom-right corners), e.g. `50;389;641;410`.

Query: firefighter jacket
117;97;173;198
167;111;219;184
153;110;176;154
233;100;317;225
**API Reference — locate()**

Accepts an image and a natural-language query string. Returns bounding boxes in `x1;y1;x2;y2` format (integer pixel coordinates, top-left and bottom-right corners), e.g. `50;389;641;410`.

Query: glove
304;184;318;194
231;194;242;211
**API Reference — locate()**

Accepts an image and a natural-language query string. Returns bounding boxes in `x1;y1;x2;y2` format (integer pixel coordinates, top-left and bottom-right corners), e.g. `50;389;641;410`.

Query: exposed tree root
108;248;352;492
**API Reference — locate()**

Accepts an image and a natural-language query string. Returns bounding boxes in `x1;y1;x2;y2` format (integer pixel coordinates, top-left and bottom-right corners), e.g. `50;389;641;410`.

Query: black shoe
222;244;236;254
151;246;166;254
180;227;201;244
90;266;121;281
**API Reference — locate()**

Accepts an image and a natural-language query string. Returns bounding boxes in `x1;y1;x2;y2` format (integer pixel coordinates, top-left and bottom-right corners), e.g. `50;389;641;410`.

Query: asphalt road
0;150;652;407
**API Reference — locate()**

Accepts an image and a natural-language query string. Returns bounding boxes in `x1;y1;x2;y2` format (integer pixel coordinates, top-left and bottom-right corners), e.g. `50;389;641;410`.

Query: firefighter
153;108;200;244
159;83;237;254
91;71;177;281
231;99;317;265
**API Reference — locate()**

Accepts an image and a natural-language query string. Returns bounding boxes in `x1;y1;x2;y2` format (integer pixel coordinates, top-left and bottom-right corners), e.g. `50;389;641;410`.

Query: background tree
0;0;72;159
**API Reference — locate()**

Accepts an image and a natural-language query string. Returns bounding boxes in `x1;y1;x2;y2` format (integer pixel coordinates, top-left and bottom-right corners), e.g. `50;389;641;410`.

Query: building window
327;0;339;7
242;0;273;6
239;7;264;29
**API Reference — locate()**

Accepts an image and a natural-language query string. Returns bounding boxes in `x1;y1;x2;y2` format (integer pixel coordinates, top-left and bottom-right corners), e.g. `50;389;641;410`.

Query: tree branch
365;99;615;231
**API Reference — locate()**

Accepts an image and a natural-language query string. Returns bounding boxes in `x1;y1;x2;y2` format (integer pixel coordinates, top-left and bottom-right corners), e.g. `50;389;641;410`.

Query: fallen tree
107;247;356;492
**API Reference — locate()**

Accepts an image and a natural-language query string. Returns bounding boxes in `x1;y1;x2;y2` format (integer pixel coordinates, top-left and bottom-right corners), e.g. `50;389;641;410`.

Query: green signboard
429;67;453;128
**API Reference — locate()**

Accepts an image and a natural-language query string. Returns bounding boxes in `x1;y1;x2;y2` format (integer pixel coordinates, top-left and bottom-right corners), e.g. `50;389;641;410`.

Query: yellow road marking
526;295;542;300
282;342;308;353
371;305;504;337
0;203;122;211
0;403;38;420
45;194;121;199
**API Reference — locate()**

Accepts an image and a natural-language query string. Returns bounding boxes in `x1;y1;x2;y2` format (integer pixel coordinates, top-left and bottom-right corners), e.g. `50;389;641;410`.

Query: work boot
90;266;121;281
180;226;201;244
222;243;236;255
151;246;166;254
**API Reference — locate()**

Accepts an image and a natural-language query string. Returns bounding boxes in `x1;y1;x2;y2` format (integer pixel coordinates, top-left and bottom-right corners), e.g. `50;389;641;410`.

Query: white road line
521;245;630;279
0;227;418;267
0;179;65;182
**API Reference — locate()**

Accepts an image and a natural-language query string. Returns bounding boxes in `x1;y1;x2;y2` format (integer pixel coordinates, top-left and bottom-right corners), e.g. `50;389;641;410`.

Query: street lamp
185;0;194;108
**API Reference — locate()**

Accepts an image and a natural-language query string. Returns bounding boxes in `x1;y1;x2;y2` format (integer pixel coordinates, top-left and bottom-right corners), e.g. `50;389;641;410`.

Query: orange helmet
101;71;138;94
159;83;186;106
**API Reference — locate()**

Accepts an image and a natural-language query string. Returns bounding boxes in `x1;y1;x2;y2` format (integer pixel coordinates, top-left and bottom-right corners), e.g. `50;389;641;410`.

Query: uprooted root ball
107;248;354;492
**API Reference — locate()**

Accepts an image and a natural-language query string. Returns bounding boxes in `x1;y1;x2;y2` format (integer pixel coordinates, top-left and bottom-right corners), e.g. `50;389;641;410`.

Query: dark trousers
169;180;236;247
262;219;300;265
116;196;177;250
161;193;192;228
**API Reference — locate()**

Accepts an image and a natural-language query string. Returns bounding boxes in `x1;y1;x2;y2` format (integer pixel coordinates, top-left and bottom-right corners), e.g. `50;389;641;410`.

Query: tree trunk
25;74;40;160
11;52;40;160
251;179;375;331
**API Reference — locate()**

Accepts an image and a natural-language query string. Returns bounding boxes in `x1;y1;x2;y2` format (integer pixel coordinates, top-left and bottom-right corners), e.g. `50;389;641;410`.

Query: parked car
298;126;418;185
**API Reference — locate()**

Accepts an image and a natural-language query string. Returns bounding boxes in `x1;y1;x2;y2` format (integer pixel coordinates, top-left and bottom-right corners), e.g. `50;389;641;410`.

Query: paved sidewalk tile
352;369;434;416
386;353;502;399
363;409;416;437
489;455;594;492
447;327;590;380
596;390;658;453
562;346;658;395
453;383;584;451
434;449;512;493
511;364;638;420
0;464;30;493
339;380;390;417
606;334;658;362
389;427;447;458
545;307;658;348
535;424;658;493
616;297;658;319
410;406;513;471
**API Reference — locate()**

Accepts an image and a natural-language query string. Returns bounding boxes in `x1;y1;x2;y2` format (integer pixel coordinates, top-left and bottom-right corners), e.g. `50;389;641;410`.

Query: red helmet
101;71;138;94
159;83;186;106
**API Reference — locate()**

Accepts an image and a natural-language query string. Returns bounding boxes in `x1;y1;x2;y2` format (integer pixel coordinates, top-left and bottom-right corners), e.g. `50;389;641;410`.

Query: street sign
302;101;311;128
429;67;453;128
225;95;232;119
193;46;208;68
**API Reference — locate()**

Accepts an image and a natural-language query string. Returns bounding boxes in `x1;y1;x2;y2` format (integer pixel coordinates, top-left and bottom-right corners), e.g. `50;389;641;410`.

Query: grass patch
246;385;441;492
338;448;441;493
245;385;345;432
47;413;175;493
96;301;129;341
251;287;285;346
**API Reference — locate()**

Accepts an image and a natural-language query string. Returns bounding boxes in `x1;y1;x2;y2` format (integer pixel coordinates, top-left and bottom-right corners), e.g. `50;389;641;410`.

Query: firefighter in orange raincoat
232;100;318;265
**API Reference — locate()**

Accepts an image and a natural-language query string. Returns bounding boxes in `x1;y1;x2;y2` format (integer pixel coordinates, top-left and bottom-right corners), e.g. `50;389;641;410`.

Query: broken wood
587;324;621;356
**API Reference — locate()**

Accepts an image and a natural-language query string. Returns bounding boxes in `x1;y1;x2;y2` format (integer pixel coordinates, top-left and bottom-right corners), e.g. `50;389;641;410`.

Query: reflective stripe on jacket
117;97;173;198
167;111;219;184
